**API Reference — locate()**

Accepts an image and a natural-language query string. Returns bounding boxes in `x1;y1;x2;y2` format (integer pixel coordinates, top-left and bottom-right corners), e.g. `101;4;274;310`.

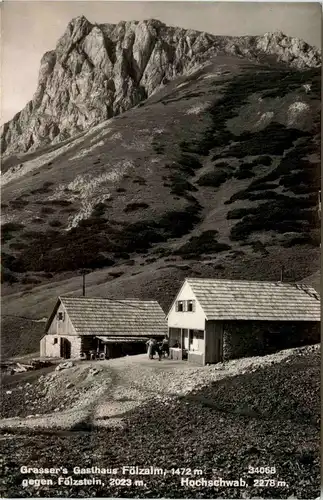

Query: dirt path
0;345;319;431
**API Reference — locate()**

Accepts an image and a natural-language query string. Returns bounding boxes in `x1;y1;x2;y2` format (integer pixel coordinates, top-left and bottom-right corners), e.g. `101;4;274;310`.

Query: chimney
280;265;285;283
81;271;86;297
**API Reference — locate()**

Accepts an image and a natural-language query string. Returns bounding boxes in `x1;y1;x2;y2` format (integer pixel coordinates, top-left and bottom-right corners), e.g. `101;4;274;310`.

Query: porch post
180;329;184;359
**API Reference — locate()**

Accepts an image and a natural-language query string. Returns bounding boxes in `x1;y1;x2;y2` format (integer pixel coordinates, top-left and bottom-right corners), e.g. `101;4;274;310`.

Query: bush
41;206;56;215
168;173;197;196
133;177;147;186
113;252;130;260
233;169;255;180
30;186;52;194
230;199;318;241
92;203;106;218
50;200;72;206
109;271;124;279
124;202;149;213
49;220;63;228
2;222;25;232
1;268;19;284
223;123;309;159
174;230;231;257
258;155;272;166
9;199;29;210
9;241;27;250
227;208;251;220
1;222;25;243
197;169;231;188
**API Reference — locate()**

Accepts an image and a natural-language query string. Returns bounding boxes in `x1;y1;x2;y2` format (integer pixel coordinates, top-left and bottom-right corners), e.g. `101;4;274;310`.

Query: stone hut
167;278;320;365
40;296;167;359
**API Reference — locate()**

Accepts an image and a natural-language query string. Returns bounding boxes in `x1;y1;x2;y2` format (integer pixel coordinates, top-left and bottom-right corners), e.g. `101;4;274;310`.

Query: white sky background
1;1;322;125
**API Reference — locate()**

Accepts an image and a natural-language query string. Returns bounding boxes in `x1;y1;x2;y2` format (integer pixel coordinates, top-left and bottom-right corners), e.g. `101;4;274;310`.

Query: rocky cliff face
1;16;321;156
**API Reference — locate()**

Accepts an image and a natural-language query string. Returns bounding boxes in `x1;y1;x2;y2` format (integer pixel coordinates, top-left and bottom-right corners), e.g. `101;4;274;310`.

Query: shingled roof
185;278;321;321
46;297;167;337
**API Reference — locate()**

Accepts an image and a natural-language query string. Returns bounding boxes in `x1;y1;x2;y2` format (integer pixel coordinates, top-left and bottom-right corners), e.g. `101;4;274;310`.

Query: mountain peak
1;19;321;156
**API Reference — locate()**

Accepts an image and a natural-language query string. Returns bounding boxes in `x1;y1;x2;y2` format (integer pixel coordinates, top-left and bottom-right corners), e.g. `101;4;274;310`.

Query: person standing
146;339;155;359
161;336;169;358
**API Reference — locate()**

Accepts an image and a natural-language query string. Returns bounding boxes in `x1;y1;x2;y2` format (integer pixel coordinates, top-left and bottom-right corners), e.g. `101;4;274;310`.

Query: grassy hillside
1;56;321;356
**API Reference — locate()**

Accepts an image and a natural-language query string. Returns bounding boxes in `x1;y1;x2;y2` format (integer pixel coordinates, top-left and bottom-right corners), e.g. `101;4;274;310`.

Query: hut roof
185;278;321;321
46;297;167;337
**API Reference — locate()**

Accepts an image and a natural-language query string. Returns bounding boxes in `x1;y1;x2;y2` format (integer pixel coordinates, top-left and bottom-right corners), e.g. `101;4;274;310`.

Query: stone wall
223;321;320;361
41;334;81;359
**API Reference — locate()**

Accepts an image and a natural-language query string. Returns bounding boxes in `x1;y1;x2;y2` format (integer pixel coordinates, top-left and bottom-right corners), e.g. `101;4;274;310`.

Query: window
176;301;184;312
53;338;58;345
58;312;64;321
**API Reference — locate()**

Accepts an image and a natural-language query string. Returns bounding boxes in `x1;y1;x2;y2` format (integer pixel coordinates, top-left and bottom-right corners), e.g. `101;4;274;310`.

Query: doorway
60;338;71;359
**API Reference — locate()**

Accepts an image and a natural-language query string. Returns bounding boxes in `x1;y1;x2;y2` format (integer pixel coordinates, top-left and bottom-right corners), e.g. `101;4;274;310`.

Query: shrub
92;203;106;218
124;202;149;213
41;206;56;215
9;241;28;250
113;252;130;260
223;123;309;159
168;173;197;196
133;177;147;186
109;271;124;279
146;257;157;264
49;220;63;228
230;199;318;241
174;230;230;257
177;154;203;175
1;268;19;284
197;170;231;188
21;276;42;285
50;200;72;206
233;169;255;180
60;207;77;213
1;222;25;243
258;155;272;166
9;199;29;210
2;222;25;232
227;208;251;220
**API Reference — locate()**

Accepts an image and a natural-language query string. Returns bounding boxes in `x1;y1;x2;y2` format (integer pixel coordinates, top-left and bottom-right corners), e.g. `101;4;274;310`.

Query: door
60;338;71;359
214;323;223;362
205;322;223;364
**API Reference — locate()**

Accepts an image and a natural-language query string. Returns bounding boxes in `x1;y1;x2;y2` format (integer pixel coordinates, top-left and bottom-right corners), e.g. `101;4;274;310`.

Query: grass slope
1;55;321;355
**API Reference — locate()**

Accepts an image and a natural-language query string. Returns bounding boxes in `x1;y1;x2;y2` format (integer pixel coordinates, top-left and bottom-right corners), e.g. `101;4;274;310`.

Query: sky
1;1;322;124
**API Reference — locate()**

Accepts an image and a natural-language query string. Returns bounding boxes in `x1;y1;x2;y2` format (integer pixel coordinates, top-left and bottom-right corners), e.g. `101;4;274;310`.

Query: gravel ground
0;345;320;498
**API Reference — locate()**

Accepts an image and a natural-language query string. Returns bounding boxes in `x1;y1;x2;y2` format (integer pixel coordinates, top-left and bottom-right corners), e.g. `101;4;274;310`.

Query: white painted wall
47;303;76;336
40;334;82;358
167;281;206;330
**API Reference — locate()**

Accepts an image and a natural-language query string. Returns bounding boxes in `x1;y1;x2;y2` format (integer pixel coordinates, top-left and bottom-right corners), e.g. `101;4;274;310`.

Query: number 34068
248;466;276;474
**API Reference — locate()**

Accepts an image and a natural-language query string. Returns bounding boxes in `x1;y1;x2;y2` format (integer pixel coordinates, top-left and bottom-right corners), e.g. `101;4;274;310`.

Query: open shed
40;296;167;359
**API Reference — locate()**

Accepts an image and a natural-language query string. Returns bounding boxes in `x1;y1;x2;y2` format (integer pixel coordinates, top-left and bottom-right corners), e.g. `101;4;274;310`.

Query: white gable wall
47;302;76;336
168;281;206;330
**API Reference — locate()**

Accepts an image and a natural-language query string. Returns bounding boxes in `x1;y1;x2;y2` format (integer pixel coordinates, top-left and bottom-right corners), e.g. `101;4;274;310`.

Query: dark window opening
176;301;184;312
187;300;195;312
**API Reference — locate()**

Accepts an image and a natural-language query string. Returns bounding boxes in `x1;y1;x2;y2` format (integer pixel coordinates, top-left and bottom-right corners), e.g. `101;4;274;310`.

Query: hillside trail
0;345;319;432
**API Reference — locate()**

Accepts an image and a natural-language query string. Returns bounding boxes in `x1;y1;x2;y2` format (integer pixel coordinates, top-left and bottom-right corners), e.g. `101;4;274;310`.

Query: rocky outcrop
1;16;321;156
